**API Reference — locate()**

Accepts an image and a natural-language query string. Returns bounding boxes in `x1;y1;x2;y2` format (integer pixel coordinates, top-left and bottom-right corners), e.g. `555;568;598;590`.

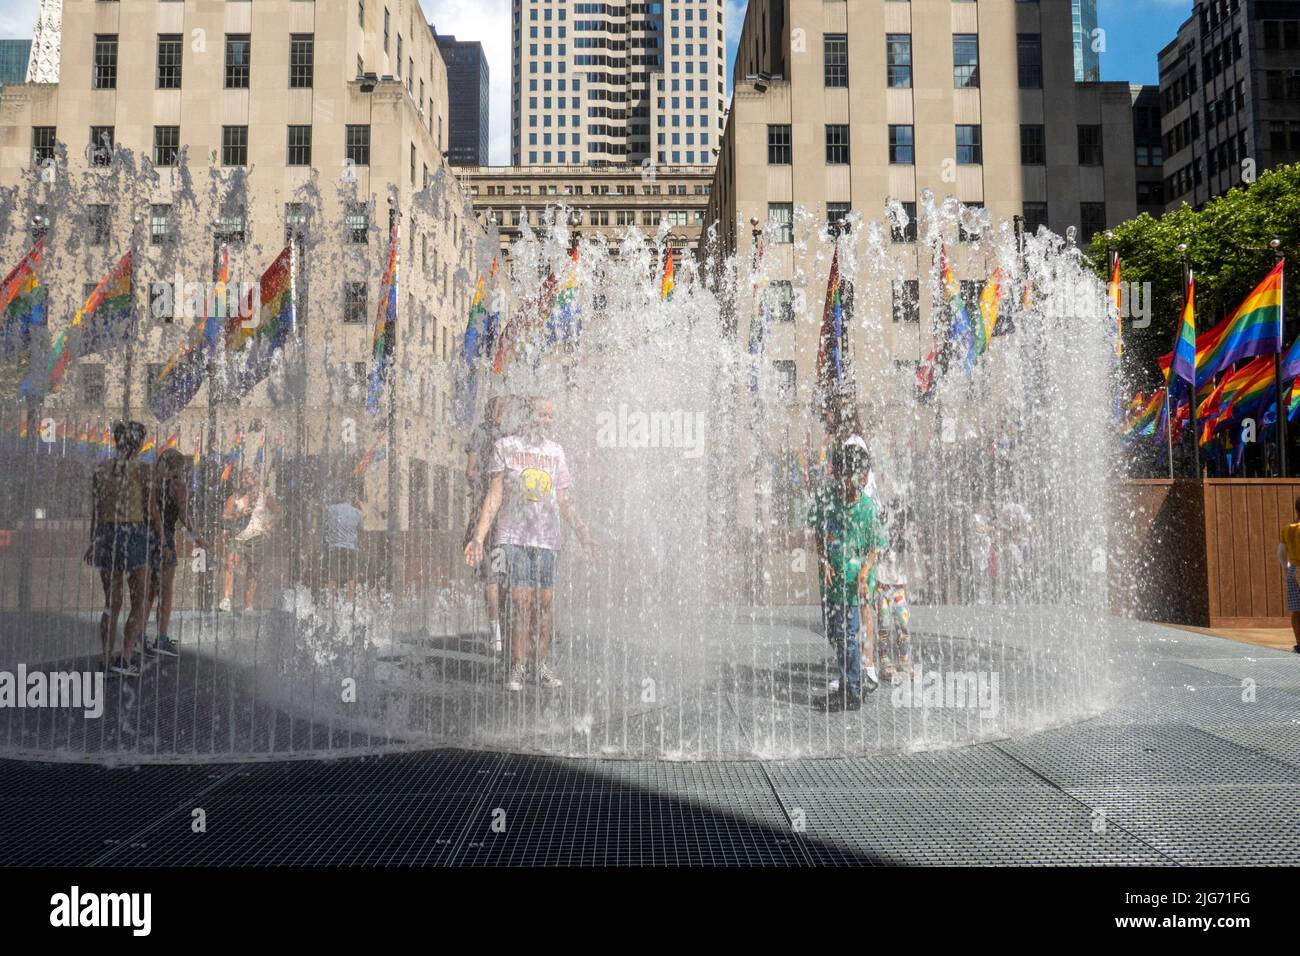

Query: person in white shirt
874;496;913;685
220;469;280;612
323;489;366;604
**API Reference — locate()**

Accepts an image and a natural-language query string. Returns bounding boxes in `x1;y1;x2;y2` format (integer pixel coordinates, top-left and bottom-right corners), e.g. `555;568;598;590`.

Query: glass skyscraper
0;39;33;89
1073;0;1101;82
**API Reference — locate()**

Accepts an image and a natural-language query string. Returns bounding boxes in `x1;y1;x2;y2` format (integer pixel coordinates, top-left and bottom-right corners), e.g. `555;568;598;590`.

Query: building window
31;127;55;166
1136;181;1165;206
825;124;850;164
959;202;985;242
285;202;309;243
290;35;314;89
222;126;248;166
150;204;171;245
225;35;251;88
153;126;179;166
892;279;920;323
93;35;118;89
1020;124;1045;165
886;34;912;88
890;201;917;242
157;34;182;89
79;365;106;407
384;7;390;53
344;282;368;323
287;125;312;166
767;280;795;322
1017;34;1042;89
346;202;369;243
87;205;111;245
1078;125;1103;165
772;360;796;402
889;125;914;165
953;34;979;89
767;124;791;164
824;34;848;88
1023;201;1049;235
89;126;114;166
215;210;246;246
826;202;851;231
1080;202;1107;243
768;202;793;243
956;125;982;164
346;125;371;166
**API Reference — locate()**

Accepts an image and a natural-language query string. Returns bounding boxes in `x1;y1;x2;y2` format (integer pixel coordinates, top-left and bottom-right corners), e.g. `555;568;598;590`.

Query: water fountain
0;159;1118;762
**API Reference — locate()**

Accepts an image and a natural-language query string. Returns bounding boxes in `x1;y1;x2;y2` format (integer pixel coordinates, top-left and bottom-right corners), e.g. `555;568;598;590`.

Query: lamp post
1272;237;1287;477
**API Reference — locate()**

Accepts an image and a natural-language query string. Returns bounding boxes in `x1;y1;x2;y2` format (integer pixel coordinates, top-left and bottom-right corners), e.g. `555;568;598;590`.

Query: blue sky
0;0;1194;164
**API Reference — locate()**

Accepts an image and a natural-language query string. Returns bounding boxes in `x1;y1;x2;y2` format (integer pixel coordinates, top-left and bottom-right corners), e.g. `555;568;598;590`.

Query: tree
1091;163;1300;395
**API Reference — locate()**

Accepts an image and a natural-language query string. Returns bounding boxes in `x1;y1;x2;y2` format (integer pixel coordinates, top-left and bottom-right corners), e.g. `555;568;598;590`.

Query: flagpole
122;215;141;418
1271;238;1287;477
385;197;400;597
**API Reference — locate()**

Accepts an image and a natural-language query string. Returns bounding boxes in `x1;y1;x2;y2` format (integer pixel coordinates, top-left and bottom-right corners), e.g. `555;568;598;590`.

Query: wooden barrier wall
1113;478;1300;628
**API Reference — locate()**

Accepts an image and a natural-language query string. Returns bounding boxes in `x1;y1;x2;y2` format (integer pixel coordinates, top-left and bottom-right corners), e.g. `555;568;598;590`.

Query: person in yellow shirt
1277;499;1300;653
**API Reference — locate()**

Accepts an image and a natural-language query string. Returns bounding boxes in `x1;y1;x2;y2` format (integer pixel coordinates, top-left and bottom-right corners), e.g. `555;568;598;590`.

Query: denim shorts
500;543;557;589
150;528;178;569
94;523;151;573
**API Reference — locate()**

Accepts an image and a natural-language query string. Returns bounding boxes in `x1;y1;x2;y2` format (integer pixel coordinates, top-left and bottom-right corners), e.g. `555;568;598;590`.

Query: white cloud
423;0;511;165
0;0;41;39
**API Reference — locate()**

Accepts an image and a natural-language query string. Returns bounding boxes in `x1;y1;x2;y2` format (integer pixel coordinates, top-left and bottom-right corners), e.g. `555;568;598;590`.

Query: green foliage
1090;163;1300;392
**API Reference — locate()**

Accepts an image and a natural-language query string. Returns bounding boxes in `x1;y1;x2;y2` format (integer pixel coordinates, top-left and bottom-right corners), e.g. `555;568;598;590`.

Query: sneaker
819;689;861;713
862;667;880;693
506;663;526;692
218;598;232;612
153;635;180;658
827;678;841;693
536;661;563;688
109;657;141;678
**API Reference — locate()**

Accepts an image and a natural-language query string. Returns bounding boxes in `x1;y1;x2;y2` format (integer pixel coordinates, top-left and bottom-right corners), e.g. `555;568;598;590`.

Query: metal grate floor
1;616;1298;866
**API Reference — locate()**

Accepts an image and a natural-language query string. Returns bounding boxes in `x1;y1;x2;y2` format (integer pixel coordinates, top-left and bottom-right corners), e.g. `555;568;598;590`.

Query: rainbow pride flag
548;245;581;348
1198;357;1273;442
1170;271;1197;391
150;247;229;421
941;244;975;376
1109;255;1123;358
219;431;244;482
1195;260;1284;382
30;251;133;396
226;244;296;401
660;248;674;301
976;268;1003;356
0;240;45;362
353;432;387;478
367;223;398;415
815;246;846;397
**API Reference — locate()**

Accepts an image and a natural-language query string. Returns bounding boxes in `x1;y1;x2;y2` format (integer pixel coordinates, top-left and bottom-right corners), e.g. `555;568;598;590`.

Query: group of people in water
87;394;908;707
87;421;280;677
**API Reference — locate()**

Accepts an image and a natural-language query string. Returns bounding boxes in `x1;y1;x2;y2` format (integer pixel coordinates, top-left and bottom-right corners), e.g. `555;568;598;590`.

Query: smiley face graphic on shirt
520;466;553;502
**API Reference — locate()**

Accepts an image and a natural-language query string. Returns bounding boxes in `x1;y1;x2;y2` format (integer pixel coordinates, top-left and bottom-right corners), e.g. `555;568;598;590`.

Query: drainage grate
1067;786;1300;865
996;723;1300;788
95;793;479;866
1198;724;1300;770
451;789;805;866
772;787;1171;866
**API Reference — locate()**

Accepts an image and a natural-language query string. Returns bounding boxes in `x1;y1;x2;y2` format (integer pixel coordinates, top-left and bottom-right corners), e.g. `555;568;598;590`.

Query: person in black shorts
465;396;508;653
145;448;210;657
